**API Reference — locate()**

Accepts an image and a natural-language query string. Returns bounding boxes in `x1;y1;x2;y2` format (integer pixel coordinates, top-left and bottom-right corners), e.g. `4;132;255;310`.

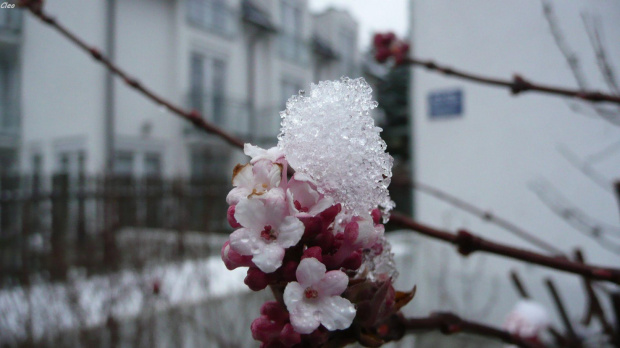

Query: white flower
226;160;282;205
244;144;285;164
229;189;304;273
286;173;334;217
284;258;356;334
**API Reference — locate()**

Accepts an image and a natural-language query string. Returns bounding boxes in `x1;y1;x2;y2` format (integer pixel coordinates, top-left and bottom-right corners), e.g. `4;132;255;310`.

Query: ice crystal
277;77;395;220
359;236;399;281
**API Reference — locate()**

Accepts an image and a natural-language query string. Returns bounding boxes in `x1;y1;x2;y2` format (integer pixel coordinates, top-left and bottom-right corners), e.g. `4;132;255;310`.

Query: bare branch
389;211;620;284
582;13;620;96
529;179;620;255
557;144;613;193
398;312;545;348
413;181;564;255
541;0;620;125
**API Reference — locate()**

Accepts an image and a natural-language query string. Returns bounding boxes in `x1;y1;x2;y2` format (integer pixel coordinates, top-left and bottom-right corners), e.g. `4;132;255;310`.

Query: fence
0;174;231;287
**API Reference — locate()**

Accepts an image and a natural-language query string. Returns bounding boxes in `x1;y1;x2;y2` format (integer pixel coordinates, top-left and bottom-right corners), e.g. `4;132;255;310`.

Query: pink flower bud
371;208;381;224
383;32;396;46
375;47;391;63
299;216;323;239
251;316;281;342
221;241;253;270
319;203;341;225
245;267;271;291
342;249;362;270
279;260;299;282
279;324;301;346
260;301;289;324
227;205;242;228
302;246;323;263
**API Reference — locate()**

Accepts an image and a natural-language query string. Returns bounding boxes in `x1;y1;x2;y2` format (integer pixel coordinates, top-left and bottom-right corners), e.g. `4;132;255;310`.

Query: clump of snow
277;77;394;220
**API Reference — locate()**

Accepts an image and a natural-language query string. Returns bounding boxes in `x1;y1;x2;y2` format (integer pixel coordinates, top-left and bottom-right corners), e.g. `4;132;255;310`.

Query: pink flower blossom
286;173;334;217
283;258;356;334
244;144;285;164
230;189;304;273
226;160;283;205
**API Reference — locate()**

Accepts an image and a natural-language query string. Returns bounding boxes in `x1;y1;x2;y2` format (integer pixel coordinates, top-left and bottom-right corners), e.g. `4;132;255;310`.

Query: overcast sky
309;0;409;52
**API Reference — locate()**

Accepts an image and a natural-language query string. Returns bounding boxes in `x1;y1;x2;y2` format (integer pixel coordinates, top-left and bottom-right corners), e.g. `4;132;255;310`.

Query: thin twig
403;55;620;104
21;3;245;150
529;179;620;255
541;0;620;125
399;312;544;348
389;211;620;284
412;181;564;255
557;144;613;193
545;278;581;346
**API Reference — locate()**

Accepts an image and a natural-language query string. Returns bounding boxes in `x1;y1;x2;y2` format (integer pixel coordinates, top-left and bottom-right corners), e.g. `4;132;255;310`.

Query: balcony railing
186;0;237;37
279;33;310;65
185;93;281;141
0;95;19;137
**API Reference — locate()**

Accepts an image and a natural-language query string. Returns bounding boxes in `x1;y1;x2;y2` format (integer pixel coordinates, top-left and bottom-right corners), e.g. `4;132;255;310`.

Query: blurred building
10;0;362;179
408;0;620;343
0;9;21;175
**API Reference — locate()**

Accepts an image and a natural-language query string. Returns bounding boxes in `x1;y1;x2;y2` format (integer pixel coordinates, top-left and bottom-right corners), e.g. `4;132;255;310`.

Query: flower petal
229;228;260;256
252;242;285;273
244;144;284;163
235;198;267;229
284;281;304;309
318;296;356;331
232;163;253;187
308;196;334;216
276;216;304;249
226;187;251;205
253;160;282;189
296;258;326;288
262;189;288;226
289;301;321;334
316;270;348;297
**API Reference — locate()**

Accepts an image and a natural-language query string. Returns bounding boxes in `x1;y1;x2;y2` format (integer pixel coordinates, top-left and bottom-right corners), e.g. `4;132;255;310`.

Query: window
190;53;227;126
187;0;233;36
339;29;356;77
0;58;18;133
32;154;42;176
0;149;16;175
114;151;134;176
190;147;227;180
281;80;303;109
279;0;307;64
144;153;162;178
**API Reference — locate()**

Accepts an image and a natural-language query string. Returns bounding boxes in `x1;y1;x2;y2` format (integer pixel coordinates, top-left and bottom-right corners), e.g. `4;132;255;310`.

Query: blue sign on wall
428;89;463;119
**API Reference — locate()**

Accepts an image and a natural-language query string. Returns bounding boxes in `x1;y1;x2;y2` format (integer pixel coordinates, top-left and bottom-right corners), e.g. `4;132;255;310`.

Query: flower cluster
222;78;406;347
222;144;390;343
373;32;410;64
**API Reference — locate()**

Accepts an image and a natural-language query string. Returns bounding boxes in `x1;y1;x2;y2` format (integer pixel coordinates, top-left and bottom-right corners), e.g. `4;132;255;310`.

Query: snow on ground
0;254;247;343
0;229;418;344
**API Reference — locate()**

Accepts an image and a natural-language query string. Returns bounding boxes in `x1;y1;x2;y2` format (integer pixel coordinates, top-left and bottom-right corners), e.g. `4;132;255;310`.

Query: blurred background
0;0;619;347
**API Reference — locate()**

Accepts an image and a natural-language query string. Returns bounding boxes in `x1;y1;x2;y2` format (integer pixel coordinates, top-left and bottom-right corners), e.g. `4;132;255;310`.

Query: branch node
455;229;478;256
89;48;102;61
511;74;531;95
124;78;140;88
424;61;437;70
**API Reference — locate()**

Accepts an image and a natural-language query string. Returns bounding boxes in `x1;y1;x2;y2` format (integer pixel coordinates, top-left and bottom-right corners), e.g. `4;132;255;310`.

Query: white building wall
409;0;620;332
21;0;108;175
19;0;361;178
